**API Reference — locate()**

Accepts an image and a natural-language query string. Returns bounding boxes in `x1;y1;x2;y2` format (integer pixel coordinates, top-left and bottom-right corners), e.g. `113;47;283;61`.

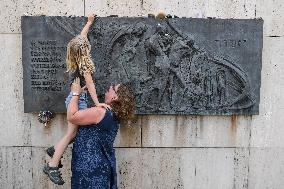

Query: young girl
43;13;110;185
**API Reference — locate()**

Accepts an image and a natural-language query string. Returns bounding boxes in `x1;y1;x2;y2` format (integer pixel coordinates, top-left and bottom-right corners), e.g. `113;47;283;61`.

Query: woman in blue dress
67;77;136;189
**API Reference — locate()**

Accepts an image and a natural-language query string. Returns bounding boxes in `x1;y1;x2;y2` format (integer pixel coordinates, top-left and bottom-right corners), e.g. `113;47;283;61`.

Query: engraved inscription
29;40;66;92
214;39;247;48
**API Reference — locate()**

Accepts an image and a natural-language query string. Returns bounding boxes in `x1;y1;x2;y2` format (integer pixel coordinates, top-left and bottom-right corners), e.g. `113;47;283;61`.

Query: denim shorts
65;92;88;110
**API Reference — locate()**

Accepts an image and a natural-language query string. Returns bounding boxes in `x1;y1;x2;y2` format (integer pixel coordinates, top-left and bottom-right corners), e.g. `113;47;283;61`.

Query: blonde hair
66;35;95;75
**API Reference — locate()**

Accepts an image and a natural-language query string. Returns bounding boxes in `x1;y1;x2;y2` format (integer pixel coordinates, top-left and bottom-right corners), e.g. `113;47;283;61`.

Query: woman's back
71;109;119;189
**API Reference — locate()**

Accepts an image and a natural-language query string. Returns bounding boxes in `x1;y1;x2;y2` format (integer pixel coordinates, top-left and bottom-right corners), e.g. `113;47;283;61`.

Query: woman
68;77;135;188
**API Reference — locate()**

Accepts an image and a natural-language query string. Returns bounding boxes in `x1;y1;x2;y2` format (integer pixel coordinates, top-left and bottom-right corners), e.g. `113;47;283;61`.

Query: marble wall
0;0;283;188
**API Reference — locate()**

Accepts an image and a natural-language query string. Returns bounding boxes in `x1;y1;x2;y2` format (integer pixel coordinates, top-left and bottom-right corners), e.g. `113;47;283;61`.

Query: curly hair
66;35;95;75
109;84;136;123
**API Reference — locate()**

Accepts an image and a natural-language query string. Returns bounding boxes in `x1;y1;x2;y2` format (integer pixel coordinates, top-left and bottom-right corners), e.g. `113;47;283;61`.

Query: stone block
156;0;256;18
86;0;156;17
250;37;284;147
142;115;251;147
114;115;142;147
0;34;31;146
248;148;284;189
255;0;284;36
0;0;84;33
116;148;249;188
0;147;33;189
87;0;256;19
141;115;197;147
31;147;72;188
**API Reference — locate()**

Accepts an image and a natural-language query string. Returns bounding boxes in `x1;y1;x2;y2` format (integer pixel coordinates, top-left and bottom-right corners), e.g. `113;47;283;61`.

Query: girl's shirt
67;35;95;88
68;67;87;88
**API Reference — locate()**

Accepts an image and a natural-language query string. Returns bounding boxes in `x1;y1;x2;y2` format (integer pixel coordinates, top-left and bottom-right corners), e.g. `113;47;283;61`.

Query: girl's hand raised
96;103;112;110
87;13;97;23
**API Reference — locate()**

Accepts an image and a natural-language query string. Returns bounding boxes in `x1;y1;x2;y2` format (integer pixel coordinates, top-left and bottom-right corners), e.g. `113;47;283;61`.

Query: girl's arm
81;13;110;108
84;72;99;105
85;72;111;110
81;13;99;105
81;13;96;37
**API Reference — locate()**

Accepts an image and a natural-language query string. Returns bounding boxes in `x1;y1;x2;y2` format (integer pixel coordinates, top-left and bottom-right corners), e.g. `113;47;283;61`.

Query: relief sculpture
22;16;263;115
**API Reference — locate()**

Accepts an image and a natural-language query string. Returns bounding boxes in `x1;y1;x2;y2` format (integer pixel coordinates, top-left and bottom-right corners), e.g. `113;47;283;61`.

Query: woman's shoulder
102;108;117;120
90;107;119;126
107;109;119;124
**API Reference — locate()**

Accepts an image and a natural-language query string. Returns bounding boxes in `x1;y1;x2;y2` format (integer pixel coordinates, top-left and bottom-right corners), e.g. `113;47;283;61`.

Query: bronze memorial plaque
22;16;263;115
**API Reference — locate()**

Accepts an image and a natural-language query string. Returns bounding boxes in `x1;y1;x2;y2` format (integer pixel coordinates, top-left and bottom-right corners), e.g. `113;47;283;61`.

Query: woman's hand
87;13;96;23
71;77;86;94
96;103;112;110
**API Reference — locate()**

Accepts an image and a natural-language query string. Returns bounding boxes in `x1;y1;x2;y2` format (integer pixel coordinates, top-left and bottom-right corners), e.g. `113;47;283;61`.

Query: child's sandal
43;163;65;185
46;146;63;168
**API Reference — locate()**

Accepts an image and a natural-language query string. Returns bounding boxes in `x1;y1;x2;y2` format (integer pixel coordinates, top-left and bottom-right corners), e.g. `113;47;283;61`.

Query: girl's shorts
65;92;88;110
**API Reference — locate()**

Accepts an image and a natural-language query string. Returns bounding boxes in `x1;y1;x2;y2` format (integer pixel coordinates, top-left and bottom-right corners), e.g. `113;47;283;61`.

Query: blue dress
71;109;119;189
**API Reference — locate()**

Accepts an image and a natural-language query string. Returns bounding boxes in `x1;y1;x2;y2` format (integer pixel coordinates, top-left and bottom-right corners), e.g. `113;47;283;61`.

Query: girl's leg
49;121;78;167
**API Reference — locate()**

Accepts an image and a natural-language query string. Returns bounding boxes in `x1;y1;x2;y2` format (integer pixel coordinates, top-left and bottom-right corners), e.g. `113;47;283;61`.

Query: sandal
46;146;63;168
43;163;65;185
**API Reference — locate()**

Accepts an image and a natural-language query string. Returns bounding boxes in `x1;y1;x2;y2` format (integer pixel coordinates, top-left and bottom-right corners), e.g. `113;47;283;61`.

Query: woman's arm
68;105;106;126
67;77;106;125
81;13;96;37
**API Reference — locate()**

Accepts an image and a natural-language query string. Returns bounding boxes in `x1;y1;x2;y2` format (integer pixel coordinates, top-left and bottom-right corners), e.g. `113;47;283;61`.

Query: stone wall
0;0;283;188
